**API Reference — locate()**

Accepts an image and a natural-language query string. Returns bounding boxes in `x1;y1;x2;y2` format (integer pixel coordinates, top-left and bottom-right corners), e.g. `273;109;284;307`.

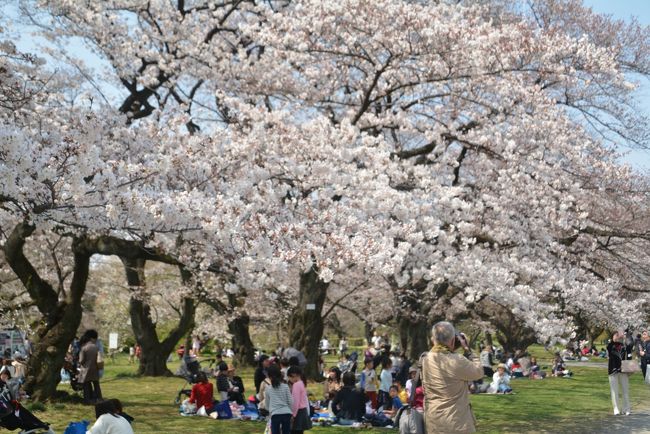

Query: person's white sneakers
614;410;620;415
625;411;631;416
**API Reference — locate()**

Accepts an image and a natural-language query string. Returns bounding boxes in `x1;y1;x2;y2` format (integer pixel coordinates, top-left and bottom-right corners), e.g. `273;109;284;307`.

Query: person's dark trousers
271;413;291;434
642;358;648;378
83;381;102;404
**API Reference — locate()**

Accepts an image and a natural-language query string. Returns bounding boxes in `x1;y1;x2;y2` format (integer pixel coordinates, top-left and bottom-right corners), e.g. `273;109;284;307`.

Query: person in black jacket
607;331;631;416
254;355;270;395
331;371;366;425
638;330;650;378
227;364;246;405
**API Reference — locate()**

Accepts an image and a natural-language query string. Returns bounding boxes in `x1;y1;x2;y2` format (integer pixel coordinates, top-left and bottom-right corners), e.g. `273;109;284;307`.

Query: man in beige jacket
422;322;483;434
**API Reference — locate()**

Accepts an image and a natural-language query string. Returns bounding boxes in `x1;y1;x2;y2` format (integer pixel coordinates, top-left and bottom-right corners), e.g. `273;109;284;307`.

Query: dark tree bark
288;264;330;380
121;258;196;376
573;314;605;347
227;312;256;367
472;299;538;354
2;223;90;401
398;316;431;361
198;289;256;367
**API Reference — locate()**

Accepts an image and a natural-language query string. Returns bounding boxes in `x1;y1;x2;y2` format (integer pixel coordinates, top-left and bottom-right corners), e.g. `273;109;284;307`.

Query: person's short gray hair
432;321;455;345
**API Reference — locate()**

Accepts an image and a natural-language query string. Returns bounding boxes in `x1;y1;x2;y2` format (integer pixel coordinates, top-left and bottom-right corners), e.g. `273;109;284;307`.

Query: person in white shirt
86;400;134;434
488;364;512;394
320;337;331;354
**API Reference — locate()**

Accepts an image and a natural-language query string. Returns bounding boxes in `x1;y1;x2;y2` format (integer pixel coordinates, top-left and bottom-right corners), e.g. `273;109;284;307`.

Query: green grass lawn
22;353;650;433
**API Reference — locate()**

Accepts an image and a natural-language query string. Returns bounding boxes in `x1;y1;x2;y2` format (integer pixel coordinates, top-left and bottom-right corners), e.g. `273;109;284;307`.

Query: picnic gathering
3;0;650;432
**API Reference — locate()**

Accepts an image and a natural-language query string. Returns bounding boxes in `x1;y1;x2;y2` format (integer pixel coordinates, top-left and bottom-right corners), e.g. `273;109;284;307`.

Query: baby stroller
0;384;54;433
61;358;83;392
174;356;215;404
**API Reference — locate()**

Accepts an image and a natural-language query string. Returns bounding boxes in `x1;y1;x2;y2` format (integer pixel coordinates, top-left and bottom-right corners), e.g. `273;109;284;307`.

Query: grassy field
21;351;650;434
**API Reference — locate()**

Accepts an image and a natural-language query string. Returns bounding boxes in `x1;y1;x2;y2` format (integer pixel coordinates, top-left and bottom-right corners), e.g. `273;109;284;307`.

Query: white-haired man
422;321;483;433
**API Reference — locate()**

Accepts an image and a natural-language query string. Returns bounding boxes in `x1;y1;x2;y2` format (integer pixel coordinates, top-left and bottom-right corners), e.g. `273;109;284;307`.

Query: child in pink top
287;366;311;434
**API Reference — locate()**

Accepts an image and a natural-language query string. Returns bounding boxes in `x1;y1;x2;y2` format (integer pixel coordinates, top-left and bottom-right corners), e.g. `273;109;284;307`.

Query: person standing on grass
78;329;102;405
360;358;378;409
638;330;650;379
607;331;632;416
378;357;393;409
265;364;293;434
287;365;311;434
422;321;483;434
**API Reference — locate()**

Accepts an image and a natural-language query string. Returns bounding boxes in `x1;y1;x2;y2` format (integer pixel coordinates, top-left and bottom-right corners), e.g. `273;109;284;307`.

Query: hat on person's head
409;366;417;374
497;363;506;369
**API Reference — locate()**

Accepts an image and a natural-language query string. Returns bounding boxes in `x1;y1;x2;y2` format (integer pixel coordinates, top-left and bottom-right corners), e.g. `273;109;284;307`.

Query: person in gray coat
78;329;102;404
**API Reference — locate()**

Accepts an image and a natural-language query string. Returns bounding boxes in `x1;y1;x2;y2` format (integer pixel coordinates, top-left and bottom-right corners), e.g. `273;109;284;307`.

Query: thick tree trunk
364;321;373;346
485;331;494;348
2;223;90;401
228;313;256;367
398;315;431;361
398;318;409;356
288;264;329;380
122;258;196;376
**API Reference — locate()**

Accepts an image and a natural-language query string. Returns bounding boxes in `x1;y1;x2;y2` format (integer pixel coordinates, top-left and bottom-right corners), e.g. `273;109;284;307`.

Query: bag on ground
214;400;233;419
64;421;89;434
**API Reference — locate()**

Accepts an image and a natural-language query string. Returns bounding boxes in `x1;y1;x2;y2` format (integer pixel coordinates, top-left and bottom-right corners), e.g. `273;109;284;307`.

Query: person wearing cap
227;364;245;404
487;364;512;394
422;321;483;433
215;361;230;402
405;366;418;399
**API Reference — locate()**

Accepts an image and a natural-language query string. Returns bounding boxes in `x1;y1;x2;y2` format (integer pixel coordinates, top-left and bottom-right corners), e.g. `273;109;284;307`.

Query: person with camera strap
421;321;483;434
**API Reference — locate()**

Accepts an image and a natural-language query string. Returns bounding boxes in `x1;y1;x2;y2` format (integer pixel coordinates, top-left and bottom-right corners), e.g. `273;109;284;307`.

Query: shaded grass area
24;353;650;433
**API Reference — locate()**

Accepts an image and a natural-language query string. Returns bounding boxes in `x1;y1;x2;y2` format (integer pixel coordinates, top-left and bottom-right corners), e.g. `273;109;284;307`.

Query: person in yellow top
421;322;483;434
395;382;408;404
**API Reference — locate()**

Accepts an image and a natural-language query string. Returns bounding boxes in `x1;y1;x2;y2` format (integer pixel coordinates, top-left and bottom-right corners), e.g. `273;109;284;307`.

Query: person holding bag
607;331;632;415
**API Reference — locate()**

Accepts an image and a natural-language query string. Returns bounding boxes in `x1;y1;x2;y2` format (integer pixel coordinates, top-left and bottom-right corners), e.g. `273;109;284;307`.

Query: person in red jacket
189;372;214;412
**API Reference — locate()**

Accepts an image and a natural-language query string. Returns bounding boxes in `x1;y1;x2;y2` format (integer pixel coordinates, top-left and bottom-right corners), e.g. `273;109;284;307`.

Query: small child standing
287;366;311;434
265;365;293;434
360;359;378;409
378;358;393;409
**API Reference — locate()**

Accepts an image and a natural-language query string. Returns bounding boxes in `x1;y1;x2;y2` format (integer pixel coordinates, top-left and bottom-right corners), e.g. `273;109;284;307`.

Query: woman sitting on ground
227;364;245;405
86;400;134;434
323;367;342;405
331;371;366;425
529;357;546;379
552;354;572;377
488;364;512;394
189;371;214;412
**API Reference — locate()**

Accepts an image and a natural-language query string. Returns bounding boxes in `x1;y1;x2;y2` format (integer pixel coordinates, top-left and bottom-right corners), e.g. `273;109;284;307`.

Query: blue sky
582;0;650;171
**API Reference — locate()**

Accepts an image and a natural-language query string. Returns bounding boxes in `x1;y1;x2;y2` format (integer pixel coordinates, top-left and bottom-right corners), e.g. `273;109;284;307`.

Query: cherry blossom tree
7;0;650;389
